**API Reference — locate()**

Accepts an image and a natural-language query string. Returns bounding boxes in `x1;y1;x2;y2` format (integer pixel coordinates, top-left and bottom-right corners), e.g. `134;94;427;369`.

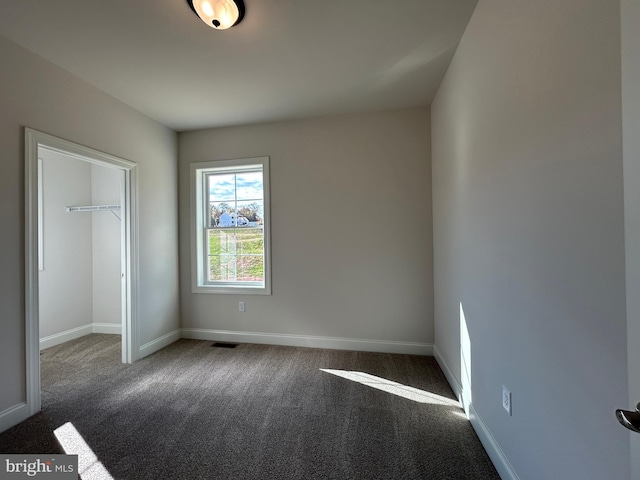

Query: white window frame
191;157;271;295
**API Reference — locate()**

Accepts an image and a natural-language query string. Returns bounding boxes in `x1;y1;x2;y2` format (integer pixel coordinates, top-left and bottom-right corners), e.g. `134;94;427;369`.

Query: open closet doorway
24;128;139;416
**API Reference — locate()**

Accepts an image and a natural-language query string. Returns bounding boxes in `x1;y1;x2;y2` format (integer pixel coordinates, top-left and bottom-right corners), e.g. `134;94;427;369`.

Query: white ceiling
0;0;477;131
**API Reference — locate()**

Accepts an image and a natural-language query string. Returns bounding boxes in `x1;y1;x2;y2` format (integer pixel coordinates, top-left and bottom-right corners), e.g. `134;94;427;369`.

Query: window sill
192;285;271;295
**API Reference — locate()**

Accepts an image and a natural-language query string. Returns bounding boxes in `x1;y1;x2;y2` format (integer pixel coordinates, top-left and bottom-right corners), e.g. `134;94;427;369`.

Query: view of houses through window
206;169;265;284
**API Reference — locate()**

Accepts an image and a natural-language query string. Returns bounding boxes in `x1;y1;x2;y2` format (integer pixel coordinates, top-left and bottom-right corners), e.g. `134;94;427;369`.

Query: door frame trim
24;128;139;415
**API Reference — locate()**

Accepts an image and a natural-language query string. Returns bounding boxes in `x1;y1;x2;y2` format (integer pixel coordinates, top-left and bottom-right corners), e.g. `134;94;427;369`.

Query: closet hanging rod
65;205;121;213
65;204;121;220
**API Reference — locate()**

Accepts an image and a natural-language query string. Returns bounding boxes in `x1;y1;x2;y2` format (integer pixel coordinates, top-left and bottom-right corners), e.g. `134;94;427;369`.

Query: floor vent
211;342;238;348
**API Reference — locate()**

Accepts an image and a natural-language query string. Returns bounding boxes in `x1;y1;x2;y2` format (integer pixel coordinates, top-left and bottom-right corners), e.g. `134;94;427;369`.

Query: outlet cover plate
502;386;512;415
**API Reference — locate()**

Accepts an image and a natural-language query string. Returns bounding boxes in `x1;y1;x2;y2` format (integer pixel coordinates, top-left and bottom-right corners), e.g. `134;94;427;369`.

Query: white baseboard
139;329;181;359
434;346;519;480
40;325;432;356
469;403;521;480
0;402;30;434
181;328;433;356
40;323;122;350
433;345;462;402
40;324;94;350
92;323;121;334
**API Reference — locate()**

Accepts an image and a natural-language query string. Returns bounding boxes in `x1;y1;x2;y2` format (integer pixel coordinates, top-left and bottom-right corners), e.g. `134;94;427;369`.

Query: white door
622;0;640;477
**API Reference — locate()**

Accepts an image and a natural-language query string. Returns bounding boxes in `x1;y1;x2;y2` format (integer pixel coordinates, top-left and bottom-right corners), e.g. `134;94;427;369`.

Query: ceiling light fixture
187;0;245;30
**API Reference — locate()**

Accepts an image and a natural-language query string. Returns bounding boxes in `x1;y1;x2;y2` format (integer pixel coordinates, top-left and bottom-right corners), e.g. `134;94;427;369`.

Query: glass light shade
192;0;240;30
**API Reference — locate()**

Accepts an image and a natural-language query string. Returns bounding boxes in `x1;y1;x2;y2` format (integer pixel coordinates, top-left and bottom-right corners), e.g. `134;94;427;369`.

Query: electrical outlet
502;386;512;416
239;301;245;312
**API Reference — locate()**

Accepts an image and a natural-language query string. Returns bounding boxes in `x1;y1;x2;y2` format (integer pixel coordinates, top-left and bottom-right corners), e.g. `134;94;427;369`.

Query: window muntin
192;158;270;294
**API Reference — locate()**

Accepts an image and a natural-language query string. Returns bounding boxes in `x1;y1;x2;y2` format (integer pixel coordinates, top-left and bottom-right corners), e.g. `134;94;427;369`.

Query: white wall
432;1;629;479
39;153;122;346
91;164;122;330
39;150;93;338
178;108;433;353
0;34;179;423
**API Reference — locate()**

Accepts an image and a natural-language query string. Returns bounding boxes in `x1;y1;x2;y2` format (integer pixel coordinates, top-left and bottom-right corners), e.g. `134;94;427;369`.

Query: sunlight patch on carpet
450;409;469;420
54;422;114;480
320;369;460;406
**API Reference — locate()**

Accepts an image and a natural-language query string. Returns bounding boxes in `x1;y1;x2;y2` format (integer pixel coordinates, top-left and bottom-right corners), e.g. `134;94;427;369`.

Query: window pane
235;227;264;255
210;202;237;227
209;254;236;282
208;229;237;256
236;255;264;282
236;201;264;226
208;173;236;201
235;171;263;201
208;255;264;283
207;227;264;283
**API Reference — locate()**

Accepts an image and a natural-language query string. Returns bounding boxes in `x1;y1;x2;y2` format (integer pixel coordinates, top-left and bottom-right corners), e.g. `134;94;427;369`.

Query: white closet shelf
65;205;121;213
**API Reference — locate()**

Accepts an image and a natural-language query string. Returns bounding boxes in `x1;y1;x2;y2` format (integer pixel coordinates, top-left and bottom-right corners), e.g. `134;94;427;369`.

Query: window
191;157;271;294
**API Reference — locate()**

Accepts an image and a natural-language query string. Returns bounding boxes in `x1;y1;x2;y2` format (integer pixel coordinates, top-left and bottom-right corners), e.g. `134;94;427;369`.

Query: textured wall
0;34;179;417
91;163;122;328
179;108;433;350
39;150;93;338
432;1;629;478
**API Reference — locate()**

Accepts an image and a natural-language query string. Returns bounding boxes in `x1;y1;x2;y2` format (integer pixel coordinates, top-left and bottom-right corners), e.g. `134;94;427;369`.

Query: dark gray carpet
0;334;499;479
